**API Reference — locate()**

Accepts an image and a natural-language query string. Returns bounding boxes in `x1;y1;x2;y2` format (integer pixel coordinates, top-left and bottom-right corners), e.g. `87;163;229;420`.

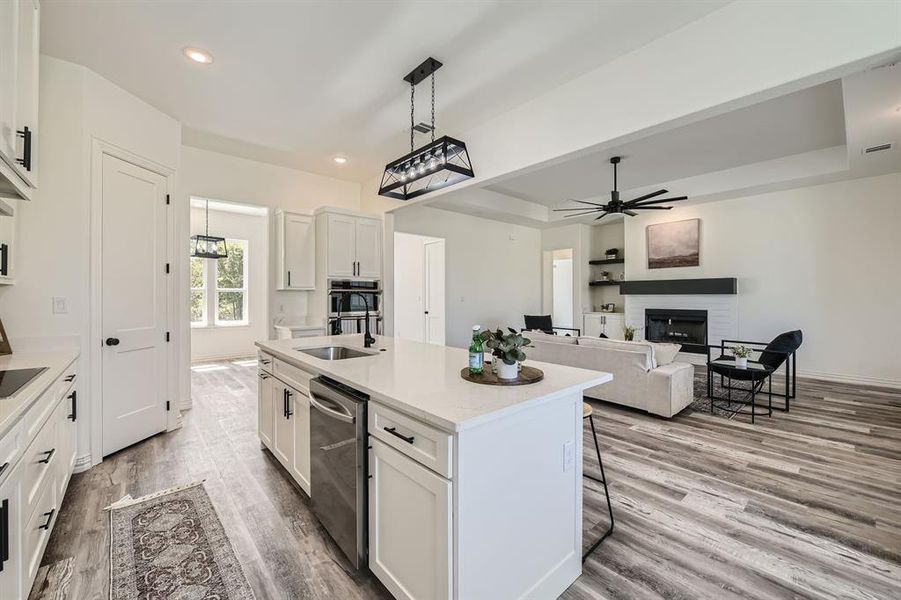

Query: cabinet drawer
258;351;274;374
369;403;453;478
21;406;59;523
274;359;313;394
0;419;22;485
23;475;56;590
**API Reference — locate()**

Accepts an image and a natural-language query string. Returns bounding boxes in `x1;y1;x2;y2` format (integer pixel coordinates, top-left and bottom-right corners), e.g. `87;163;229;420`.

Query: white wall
189;207;268;361
0;56;182;467
391;206;541;348
623;172;901;387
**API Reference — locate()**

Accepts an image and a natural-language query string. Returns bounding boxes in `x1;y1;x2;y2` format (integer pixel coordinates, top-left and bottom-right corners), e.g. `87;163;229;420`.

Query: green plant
731;344;753;358
605;248;619;256
622;324;640;341
480;328;531;365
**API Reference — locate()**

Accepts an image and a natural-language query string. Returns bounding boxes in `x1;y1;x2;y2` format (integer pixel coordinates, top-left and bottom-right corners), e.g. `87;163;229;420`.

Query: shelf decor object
190;198;228;259
553;156;688;221
378;57;474;201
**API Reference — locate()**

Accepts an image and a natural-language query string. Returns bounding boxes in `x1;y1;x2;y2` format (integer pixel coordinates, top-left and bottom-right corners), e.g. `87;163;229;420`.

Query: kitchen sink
296;346;376;361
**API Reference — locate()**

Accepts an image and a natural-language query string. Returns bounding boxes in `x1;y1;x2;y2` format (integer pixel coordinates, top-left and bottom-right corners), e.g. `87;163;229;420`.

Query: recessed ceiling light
184;47;213;65
333;156;348;164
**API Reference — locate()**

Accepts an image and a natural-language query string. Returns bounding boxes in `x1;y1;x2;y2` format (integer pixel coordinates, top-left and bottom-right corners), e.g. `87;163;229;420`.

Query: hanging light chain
410;81;415;153
431;67;436;143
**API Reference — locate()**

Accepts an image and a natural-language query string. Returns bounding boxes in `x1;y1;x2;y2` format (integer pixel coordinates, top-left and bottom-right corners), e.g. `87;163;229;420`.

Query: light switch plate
563;440;574;472
52;296;68;314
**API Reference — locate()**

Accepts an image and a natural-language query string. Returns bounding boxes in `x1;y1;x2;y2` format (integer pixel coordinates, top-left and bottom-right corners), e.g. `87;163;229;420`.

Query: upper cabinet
0;0;39;201
275;210;315;290
320;212;382;279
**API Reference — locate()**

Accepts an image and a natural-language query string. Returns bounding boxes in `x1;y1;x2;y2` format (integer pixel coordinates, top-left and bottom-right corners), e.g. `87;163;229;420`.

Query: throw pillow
527;330;578;345
650;342;681;366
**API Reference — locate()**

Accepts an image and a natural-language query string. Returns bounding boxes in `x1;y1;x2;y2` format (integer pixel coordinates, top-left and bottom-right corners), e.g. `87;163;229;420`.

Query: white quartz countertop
274;317;327;331
0;350;79;438
256;335;612;432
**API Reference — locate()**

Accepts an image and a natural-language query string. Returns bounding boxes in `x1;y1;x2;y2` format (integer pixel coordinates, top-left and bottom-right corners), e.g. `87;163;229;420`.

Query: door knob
105;337;120;346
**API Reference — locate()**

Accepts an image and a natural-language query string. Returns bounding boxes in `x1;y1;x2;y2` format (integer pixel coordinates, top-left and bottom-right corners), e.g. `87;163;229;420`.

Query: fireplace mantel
620;278;737;295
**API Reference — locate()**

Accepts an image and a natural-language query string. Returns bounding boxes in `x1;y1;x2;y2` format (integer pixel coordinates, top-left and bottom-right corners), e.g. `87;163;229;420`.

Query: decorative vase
735;357;748;369
497;361;519;380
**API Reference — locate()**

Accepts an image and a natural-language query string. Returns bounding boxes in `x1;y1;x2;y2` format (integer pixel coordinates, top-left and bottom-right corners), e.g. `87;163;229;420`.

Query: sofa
526;332;695;418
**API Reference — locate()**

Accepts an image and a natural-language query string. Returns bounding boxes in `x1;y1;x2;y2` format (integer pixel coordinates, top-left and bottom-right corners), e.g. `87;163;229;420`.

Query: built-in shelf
589;280;624;287
588;257;624;265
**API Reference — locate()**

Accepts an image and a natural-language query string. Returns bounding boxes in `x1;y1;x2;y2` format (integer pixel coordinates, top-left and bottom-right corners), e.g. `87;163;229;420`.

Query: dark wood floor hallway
40;359;901;599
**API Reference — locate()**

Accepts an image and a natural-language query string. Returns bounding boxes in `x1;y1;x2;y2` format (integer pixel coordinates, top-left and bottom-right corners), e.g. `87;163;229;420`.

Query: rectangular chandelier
190;234;228;259
378;135;474;201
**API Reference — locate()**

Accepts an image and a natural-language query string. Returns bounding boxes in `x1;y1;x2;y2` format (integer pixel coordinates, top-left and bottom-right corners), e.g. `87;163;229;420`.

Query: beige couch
526;332;694;418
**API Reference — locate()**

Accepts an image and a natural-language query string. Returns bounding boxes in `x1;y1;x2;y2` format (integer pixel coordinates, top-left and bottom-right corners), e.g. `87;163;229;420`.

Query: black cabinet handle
105;337;120;346
384;427;414;444
258;373;269;380
0;498;8;571
16;126;31;171
39;508;55;530
38;449;55;464
64;374;76;382
0;243;7;278
285;389;293;418
287;270;291;286
0;462;7;478
68;390;77;421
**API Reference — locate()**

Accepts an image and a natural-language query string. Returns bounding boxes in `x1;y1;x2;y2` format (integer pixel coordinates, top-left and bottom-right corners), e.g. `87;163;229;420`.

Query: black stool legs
583;412;615;562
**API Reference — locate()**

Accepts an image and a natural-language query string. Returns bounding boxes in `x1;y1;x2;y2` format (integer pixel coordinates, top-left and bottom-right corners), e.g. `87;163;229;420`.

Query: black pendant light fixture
190;199;228;259
554;156;688;221
378;57;474;201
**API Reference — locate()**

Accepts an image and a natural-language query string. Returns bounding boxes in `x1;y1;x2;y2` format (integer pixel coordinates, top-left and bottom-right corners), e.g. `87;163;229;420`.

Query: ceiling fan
554;156;688;221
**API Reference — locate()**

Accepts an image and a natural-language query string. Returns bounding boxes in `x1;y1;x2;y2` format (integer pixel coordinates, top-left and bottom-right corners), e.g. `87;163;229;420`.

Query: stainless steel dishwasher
309;376;369;569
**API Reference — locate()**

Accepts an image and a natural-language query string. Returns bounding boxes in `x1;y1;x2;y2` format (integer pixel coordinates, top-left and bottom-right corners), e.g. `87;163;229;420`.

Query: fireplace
645;309;708;354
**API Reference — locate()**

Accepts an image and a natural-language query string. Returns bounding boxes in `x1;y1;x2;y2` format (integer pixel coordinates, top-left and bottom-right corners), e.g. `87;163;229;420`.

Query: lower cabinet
259;361;311;497
0;462;23;600
368;438;452;600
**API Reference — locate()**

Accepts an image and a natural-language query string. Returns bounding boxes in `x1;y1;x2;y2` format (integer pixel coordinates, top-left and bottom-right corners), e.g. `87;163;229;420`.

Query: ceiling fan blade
623;209;638;216
629;189;668;203
631;205;674;210
593;212;610;221
563;210;603;218
553;206;607;212
571;199;607;207
629;196;688;207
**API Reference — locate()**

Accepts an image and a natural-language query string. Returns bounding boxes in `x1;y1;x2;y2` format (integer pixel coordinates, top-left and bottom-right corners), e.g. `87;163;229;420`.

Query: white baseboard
73;454;93;473
191;352;257;363
796;369;901;390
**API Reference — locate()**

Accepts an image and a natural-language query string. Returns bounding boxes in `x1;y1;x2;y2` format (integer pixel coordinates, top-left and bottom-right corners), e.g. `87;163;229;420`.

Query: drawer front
22;362;75;442
258;351;274;374
0;419;21;486
369;403;453;478
274;359;313;394
23;476;57;590
21;407;59;523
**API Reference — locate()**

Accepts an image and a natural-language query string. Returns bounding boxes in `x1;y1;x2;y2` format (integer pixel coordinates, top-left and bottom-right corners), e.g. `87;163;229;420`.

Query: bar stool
583;402;614;561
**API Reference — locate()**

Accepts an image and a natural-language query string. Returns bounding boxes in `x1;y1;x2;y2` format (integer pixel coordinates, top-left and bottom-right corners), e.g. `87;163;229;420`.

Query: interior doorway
542;248;574;329
393;232;446;345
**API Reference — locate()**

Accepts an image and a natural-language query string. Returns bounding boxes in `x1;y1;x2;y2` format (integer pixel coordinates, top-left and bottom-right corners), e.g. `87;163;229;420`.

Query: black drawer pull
68;390;77;421
39;508;55;530
38;449;56;464
16;126;31;171
384;427;415;444
258;373;269;380
1;498;8;571
64;374;76;382
0;462;8;478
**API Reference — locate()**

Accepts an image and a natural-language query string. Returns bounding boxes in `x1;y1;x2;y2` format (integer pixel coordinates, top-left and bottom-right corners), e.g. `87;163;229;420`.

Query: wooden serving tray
460;364;544;386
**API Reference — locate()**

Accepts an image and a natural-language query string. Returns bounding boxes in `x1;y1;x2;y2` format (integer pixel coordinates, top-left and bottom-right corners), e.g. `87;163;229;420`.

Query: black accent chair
523;314;581;337
707;330;802;419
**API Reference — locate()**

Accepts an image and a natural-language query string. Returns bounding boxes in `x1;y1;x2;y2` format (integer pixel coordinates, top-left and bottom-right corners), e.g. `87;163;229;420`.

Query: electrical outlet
52;296;68;315
563;440;574;472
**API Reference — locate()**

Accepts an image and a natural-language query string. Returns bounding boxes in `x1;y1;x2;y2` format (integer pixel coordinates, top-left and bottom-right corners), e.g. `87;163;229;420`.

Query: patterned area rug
690;367;763;419
108;482;255;600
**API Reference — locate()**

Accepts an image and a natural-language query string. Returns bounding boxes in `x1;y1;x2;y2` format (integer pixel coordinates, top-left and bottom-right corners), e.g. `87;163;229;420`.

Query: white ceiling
40;0;727;182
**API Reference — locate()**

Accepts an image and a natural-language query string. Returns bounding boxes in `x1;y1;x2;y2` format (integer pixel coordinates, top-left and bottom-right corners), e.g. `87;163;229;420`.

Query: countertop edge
0;350;80;440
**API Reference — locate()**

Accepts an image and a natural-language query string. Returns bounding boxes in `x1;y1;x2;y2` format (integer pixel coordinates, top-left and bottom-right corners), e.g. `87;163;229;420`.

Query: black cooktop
0;367;48;398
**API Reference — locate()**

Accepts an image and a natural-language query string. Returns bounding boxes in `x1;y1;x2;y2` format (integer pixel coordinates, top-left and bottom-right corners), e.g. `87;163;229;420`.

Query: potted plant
481;328;531;379
605;248;619;260
622;324;640;341
731;344;752;368
599;270;610;281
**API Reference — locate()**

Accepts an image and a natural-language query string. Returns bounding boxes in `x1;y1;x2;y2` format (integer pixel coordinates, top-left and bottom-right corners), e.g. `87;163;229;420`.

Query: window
190;239;249;327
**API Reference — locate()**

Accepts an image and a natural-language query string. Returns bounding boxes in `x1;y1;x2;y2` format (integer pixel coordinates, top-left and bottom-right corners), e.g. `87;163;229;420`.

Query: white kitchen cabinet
322;212;382;279
54;387;77;499
583;313;624;340
0;0;18;165
272;380;293;467
369;438;452;600
275;210;315;290
0;461;23;600
258;372;274;449
0;199;17;285
289;386;311;495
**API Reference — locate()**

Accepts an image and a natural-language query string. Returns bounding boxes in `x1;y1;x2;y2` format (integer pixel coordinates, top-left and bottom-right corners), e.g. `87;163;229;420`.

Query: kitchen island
255;334;612;600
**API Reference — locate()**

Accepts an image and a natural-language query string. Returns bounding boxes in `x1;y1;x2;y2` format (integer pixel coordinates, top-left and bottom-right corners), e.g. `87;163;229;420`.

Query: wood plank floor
40;360;901;599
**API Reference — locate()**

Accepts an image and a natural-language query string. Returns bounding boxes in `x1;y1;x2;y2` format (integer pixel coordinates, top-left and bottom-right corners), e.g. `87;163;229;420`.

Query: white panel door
327;214;355;277
423;240;445;346
101;154;168;456
355;217;382;278
290;386;311;495
284;213;314;289
369;439;452;600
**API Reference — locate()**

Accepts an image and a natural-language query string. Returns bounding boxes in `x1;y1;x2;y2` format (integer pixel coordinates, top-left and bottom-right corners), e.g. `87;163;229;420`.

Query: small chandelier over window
378;57;474;201
190;199;228;259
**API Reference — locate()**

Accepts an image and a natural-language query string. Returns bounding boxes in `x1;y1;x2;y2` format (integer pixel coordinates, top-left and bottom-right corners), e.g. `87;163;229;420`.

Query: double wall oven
328;279;382;335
